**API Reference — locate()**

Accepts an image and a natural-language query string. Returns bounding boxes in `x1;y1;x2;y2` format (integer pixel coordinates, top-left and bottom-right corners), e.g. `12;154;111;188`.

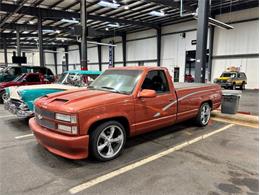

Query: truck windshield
89;69;142;94
221;72;236;78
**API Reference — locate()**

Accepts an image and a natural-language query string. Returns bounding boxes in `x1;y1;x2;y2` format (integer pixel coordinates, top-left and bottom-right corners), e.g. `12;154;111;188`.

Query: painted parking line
15;133;33;139
0;115;15;119
69;124;234;194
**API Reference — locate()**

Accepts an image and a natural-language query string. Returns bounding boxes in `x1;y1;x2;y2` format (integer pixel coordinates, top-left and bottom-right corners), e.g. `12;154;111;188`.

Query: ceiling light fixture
124;5;129;10
149;10;166;17
42;29;55;33
98;0;120;9
61;18;80;24
107;23;120;27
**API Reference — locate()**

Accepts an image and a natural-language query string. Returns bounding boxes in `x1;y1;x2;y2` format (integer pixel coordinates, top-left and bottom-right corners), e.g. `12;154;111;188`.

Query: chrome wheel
2;92;9;102
200;104;211;125
97;125;124;159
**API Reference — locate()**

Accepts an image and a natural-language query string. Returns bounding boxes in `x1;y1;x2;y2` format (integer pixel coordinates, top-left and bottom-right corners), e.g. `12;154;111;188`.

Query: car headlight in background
19;103;29;111
55;113;77;123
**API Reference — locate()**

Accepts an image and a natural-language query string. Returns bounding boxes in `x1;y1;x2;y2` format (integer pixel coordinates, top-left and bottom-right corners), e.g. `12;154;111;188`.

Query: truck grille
35;106;55;119
35;106;56;130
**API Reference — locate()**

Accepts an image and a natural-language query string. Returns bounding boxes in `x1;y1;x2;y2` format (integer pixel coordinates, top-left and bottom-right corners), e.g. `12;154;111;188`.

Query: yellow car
214;71;247;90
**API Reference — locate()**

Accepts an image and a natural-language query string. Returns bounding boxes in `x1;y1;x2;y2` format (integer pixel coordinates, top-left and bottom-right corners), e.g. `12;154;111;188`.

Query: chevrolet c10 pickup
29;67;222;161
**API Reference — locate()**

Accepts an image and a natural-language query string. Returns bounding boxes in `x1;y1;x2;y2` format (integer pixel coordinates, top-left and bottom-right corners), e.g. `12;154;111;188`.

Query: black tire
195;102;211;127
0;91;4;104
240;82;246;90
90;121;126;161
232;83;236;90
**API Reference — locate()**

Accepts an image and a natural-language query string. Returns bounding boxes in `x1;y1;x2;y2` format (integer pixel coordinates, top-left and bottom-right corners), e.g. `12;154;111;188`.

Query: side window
14;67;22;75
141;70;170;93
25;74;40;82
241;73;246;79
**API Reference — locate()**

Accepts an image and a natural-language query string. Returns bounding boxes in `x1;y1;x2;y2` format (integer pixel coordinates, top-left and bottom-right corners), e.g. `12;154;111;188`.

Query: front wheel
232;83;236;90
240;83;246;90
195;103;211;126
90;121;126;161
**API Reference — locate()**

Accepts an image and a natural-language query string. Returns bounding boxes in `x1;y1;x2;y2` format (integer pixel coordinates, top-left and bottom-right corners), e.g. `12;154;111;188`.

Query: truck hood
36;89;130;113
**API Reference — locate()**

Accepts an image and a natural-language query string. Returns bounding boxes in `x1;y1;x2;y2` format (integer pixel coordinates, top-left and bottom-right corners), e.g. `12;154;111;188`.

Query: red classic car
0;72;52;102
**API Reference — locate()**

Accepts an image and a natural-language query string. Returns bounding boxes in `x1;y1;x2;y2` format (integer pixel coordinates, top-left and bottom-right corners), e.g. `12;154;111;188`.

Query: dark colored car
0;66;55;83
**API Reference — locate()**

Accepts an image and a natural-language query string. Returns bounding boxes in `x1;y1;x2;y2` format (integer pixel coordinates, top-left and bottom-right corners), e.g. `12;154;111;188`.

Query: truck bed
173;82;222;122
174;82;214;90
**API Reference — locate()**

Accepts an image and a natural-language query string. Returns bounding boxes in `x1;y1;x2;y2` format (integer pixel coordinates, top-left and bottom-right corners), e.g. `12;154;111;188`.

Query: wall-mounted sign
191;40;197;45
109;41;114;67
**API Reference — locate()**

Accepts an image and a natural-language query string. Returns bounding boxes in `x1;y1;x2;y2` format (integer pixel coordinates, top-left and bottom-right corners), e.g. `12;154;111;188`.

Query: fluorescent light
107;23;120;27
98;0;120;9
149;10;166;17
42;29;55;33
61;18;80;24
124;5;129;10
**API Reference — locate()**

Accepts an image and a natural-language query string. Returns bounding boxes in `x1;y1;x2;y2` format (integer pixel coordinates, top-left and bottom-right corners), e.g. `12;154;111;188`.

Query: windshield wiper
100;86;120;92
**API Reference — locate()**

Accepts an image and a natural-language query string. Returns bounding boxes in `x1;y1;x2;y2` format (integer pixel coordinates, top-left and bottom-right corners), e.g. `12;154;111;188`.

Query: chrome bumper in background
4;99;33;119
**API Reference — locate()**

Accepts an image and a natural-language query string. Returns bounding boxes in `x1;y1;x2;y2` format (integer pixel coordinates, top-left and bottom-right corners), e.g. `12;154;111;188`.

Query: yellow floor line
212;117;258;129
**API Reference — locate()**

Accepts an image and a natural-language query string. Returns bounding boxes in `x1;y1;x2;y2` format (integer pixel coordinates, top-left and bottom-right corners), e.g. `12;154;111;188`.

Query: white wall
212;7;259;89
1;7;258;88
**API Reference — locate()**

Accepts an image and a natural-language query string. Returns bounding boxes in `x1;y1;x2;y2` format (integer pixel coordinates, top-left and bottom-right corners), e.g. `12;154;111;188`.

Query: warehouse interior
0;0;259;88
0;0;259;195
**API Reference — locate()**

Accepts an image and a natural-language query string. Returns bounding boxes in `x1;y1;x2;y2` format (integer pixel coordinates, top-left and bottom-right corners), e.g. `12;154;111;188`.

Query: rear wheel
195;103;211;126
90;121;126;161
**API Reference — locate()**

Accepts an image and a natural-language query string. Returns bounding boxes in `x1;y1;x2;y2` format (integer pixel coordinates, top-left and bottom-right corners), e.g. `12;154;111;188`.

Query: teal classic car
4;70;101;118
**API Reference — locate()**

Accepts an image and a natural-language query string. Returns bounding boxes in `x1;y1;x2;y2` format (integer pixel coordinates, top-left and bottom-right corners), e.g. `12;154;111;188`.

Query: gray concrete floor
0;105;258;195
239;90;259;115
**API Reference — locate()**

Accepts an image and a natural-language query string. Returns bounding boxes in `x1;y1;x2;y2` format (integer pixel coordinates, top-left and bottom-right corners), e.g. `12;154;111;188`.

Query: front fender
80;110;131;135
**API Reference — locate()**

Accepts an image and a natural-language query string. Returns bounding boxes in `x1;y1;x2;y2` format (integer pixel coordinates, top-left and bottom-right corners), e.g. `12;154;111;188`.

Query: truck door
134;70;177;133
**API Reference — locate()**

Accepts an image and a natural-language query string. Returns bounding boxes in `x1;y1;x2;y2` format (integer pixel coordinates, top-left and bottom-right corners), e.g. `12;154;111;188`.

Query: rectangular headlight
58;124;78;134
55;113;77;123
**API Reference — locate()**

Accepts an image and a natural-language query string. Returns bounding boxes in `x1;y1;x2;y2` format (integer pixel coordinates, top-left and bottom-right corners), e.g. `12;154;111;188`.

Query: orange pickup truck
29;67;222;161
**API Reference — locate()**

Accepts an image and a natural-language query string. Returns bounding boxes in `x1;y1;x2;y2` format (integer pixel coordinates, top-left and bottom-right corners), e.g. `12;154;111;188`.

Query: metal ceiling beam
0;3;158;29
145;0;194;11
2;23;122;37
0;0;28;28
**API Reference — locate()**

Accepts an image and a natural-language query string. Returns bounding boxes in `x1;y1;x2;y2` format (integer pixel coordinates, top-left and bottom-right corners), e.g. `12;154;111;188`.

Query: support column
208;26;215;82
16;30;21;57
80;0;88;70
65;46;69;71
3;37;8;66
38;15;45;67
54;48;58;75
195;0;209;83
97;39;102;71
157;28;161;67
122;33;127;67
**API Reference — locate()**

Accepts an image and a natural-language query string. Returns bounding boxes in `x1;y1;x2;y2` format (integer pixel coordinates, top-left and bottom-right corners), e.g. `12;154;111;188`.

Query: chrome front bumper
4;100;33;119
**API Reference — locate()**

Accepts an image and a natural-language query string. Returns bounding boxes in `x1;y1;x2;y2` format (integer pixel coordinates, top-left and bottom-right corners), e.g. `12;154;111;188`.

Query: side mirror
138;89;156;98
